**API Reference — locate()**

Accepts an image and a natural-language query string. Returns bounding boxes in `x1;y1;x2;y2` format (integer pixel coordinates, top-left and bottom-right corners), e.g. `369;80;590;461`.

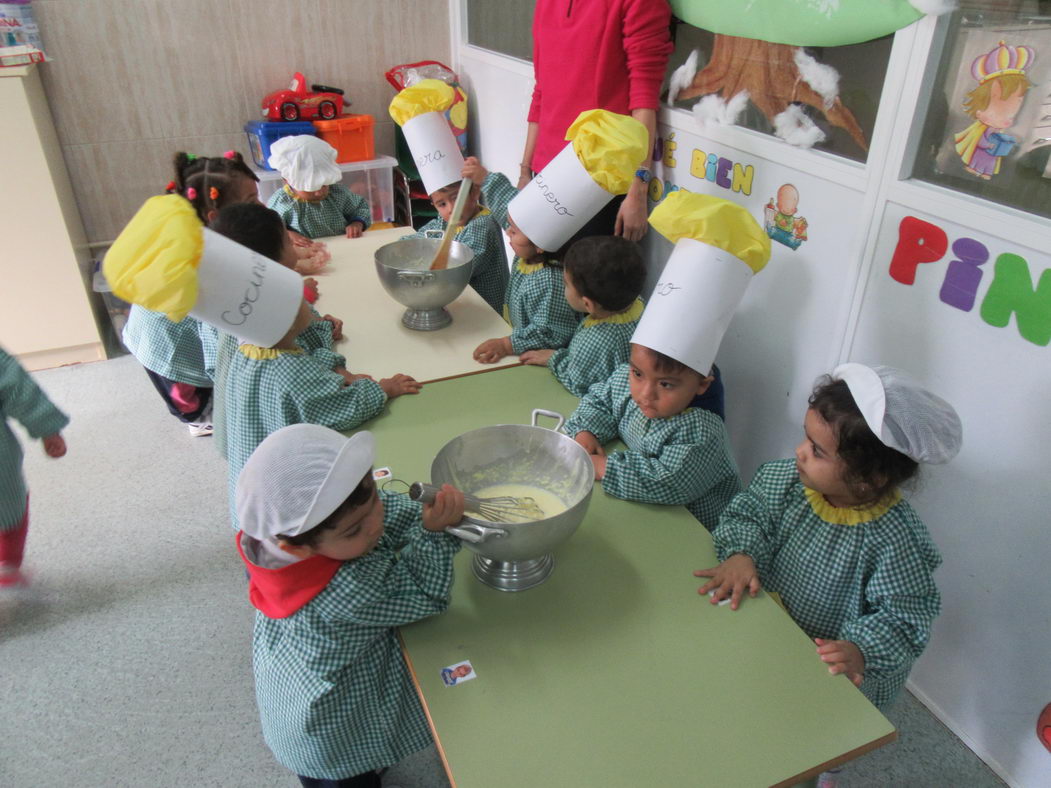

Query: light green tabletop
366;366;895;788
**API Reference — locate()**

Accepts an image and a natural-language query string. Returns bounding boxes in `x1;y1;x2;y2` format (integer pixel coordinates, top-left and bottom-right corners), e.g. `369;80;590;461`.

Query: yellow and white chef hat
267;135;342;193
103;195;303;346
237;424;376;541
388;78;465;195
508;109;647;253
631;190;771;376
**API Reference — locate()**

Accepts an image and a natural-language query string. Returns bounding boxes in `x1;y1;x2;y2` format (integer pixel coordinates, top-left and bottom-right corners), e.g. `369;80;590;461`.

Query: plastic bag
385;60;467;151
0;1;48;65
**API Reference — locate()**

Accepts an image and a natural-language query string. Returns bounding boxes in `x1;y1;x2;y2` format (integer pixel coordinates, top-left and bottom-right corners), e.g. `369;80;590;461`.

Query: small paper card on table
441;660;477;687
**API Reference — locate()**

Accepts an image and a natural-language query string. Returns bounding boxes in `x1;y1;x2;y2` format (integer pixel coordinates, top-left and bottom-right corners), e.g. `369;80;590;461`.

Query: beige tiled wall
32;0;451;243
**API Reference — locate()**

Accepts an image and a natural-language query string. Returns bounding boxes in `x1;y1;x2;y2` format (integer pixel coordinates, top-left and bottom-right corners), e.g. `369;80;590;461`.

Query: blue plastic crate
243;120;317;170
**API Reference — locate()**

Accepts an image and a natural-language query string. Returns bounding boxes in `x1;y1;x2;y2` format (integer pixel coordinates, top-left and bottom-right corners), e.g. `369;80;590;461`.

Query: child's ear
276;539;314;559
581;295;597;313
205;207;219;224
695;373;715;396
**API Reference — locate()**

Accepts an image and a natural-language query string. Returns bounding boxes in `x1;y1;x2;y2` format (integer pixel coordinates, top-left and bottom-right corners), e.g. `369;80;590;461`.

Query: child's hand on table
42;433;66;458
322;314;343;340
519;349;554;366
462;156;488;186
694;553;761;610
334;367;374;387
815;639;865;687
473;337;513;364
573;431;605;456
289;230;313;248
422;484;466;532
379;374;422;398
589;453;607;480
346;221;365;239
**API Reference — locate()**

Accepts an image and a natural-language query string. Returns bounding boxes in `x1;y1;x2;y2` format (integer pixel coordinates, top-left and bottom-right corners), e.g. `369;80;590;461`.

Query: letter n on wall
980;254;1051;347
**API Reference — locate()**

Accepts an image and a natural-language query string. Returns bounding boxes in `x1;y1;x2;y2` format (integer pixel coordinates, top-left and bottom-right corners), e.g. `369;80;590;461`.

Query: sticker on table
441;660;477;687
707;590;731;607
372;467;393;482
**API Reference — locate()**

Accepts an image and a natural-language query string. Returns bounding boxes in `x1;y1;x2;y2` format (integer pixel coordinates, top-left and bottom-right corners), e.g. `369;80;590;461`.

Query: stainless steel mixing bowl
374;237;474;330
431;409;594;591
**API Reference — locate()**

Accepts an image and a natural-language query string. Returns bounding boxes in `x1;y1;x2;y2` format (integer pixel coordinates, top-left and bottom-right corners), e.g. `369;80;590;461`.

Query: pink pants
0;497;29;581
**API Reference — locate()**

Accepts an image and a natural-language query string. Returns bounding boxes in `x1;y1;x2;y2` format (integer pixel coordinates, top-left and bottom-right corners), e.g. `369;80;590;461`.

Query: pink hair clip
223;150;236;159
209;186;220;200
186;187;197;200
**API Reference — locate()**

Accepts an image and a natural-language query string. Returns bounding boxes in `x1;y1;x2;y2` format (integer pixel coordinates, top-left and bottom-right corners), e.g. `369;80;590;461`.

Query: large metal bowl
431;409;594;591
374;237;474;330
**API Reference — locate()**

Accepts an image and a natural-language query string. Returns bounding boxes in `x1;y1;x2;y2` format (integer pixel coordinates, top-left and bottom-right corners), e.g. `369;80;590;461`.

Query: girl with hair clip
697;364;963;725
121;151;261;436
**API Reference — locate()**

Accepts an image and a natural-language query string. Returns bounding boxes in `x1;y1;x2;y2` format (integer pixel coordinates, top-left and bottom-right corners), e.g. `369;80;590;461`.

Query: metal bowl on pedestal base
374;237;474;331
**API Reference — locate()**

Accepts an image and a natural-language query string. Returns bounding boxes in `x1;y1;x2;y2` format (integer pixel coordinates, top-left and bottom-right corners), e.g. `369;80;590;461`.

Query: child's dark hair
278;473;376;548
809;377;919;505
632;343;710;379
563;236;645;312
168;151;258;223
211;203;287;263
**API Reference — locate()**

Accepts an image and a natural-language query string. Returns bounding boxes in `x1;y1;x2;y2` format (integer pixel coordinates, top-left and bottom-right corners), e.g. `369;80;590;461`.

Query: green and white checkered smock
198;310;337;383
267;183;372;239
549;298;644;396
504;260;580;354
250;491;461;780
0;348;69;529
563;363;742;528
404;172;517;314
712;459;942;709
223;345;386;528
122;305;212;387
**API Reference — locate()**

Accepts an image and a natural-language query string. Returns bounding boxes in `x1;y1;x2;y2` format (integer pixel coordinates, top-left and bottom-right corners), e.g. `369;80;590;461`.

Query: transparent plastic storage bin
253;155;397;224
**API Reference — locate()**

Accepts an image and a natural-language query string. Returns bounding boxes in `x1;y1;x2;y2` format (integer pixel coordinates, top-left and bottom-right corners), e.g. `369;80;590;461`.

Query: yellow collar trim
239;344;304;360
803;486;901;525
583;298;645;327
283;184;329;203
516;259;546;274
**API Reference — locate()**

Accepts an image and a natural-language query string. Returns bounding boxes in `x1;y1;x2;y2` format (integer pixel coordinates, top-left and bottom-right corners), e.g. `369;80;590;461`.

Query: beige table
310;227;519;383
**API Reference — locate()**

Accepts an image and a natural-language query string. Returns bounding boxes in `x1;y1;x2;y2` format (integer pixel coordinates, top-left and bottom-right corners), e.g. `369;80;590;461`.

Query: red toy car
262;72;346;121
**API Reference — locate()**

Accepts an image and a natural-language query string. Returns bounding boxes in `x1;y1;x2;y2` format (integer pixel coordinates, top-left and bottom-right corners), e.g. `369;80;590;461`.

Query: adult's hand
614;188;649;242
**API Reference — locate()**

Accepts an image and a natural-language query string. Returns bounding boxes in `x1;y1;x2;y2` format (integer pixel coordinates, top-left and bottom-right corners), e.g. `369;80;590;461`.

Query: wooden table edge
399;630;458;788
419;359;524;385
770;728;898;788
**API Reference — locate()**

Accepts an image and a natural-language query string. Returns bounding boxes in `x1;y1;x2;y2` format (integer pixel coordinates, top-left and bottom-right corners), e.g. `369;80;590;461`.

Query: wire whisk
409;482;546;523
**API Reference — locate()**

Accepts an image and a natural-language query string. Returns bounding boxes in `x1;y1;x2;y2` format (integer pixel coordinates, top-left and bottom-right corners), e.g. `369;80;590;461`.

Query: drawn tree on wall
677;34;869;152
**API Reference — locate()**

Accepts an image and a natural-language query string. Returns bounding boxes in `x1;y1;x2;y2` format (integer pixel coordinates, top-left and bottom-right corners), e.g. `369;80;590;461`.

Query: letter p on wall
890;217;948;285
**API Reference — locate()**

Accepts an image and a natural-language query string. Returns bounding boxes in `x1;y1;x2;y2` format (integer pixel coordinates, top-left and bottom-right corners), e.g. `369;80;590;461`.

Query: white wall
454;10;1051;786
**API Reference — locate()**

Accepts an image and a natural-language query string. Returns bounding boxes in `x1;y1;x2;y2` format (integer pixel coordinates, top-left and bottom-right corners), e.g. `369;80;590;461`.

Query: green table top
366;365;895;788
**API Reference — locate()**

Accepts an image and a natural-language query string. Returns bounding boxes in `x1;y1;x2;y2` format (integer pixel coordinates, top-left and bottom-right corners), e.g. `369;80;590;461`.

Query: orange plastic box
312;114;375;163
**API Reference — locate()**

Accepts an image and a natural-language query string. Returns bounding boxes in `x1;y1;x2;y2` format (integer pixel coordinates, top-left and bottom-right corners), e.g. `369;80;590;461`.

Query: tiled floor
0;356;1004;787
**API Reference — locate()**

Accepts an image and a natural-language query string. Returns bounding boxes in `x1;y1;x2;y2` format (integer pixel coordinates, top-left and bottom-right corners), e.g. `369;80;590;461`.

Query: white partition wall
453;5;1051;785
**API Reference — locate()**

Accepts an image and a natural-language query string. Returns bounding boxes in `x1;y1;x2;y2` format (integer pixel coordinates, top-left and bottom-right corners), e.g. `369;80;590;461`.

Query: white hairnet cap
236;424;375;540
267;135;342;192
833;363;962;464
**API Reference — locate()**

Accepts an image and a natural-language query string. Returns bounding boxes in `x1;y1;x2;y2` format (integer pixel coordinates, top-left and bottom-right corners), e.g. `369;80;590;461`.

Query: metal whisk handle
409;481;483;510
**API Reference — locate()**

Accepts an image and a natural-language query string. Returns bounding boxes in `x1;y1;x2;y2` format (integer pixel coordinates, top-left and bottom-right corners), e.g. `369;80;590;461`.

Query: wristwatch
634;167;652;183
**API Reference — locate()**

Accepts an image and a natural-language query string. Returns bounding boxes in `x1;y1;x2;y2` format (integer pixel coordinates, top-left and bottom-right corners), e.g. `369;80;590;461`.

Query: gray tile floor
0;356;1004;787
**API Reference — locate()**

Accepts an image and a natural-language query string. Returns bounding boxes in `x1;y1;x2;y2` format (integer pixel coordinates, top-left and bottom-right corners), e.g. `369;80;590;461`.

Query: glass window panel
910;2;1051;219
466;0;536;61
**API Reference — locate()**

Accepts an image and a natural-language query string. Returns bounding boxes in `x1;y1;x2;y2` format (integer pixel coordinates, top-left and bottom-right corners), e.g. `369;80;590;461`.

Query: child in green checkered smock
402;157;517;314
122;150;262;435
698;365;963;710
220;300;421;530
235;424;465;786
0;347;68;588
267;183;372;239
521;236;646;396
472;212;580;365
563;345;742;529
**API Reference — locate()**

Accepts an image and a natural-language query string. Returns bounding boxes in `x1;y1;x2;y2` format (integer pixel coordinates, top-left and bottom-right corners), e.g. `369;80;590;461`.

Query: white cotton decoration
773;104;826;148
907;0;957;15
668;49;700;104
793;49;839;109
691;91;750;129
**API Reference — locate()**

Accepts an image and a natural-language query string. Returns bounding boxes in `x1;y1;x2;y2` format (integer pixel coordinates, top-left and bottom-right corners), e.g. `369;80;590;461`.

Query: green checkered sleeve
506;264;580;354
404;212;508;314
480;171;517;230
549;319;635;397
0;348;69;529
712;462;788;572
267;184;371;239
295;307;334;353
563;369;622;443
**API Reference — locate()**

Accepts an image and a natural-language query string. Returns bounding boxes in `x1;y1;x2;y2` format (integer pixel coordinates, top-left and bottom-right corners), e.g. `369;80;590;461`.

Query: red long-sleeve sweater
528;0;673;171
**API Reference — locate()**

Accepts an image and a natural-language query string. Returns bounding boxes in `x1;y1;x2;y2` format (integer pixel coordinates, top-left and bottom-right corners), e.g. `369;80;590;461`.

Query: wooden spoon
430;178;473;270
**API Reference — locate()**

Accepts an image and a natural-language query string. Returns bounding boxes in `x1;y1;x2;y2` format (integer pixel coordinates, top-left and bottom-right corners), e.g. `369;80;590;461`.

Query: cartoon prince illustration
954;40;1035;180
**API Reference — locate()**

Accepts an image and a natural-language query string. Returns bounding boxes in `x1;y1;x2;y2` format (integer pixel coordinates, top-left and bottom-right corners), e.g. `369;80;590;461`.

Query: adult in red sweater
519;0;673;242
